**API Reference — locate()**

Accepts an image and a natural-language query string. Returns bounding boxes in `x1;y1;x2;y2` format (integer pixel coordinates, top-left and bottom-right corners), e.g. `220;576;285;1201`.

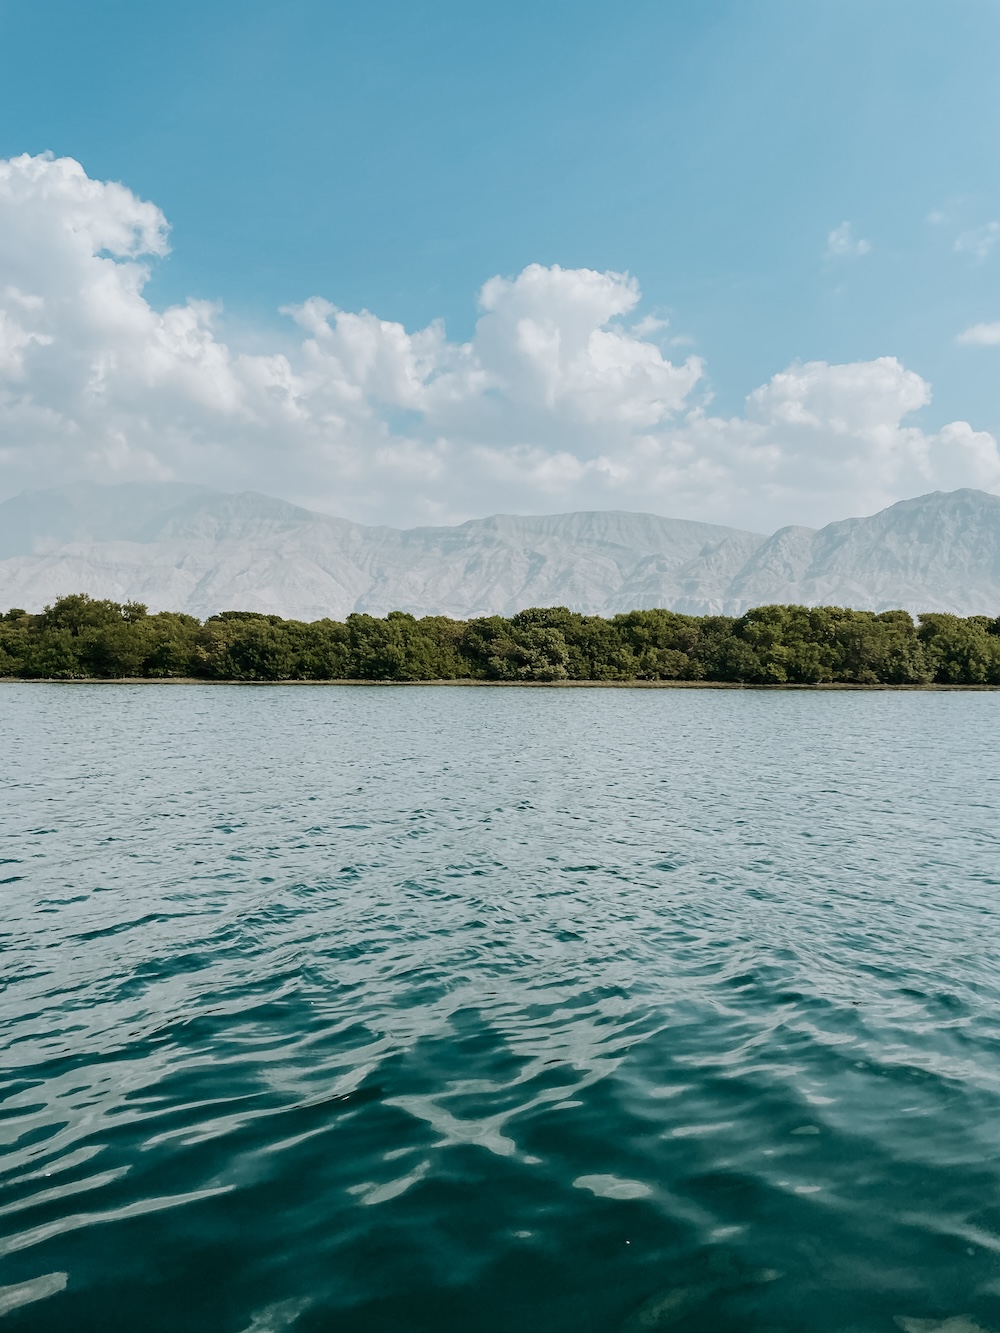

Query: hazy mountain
1;482;999;619
726;489;1000;615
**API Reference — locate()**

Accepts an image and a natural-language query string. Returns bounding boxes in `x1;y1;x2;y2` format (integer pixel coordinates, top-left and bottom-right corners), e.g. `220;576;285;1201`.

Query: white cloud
825;221;871;259
631;314;669;337
1;153;998;532
957;321;1000;346
955;221;1000;261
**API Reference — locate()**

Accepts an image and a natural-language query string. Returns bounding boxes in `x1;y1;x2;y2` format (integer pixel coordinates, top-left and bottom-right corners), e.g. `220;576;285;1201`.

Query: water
2;684;1000;1332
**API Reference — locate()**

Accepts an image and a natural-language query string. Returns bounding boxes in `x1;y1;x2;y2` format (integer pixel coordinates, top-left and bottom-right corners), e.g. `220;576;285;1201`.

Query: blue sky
1;0;999;528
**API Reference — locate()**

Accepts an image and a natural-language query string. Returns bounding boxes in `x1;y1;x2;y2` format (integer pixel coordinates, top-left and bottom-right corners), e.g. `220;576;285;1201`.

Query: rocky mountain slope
1;483;999;619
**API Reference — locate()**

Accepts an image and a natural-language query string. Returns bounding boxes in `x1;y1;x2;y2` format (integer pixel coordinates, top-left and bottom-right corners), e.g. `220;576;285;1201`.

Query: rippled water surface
2;684;1000;1332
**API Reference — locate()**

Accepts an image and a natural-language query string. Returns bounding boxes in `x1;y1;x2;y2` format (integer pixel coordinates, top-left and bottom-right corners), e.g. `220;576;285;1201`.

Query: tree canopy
3;595;1000;685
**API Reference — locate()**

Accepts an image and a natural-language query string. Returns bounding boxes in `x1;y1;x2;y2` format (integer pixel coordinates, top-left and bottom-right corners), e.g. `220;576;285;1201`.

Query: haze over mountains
1;482;999;620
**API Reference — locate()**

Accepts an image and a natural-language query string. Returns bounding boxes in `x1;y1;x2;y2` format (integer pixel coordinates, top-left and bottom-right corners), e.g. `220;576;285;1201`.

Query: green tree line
2;594;1000;685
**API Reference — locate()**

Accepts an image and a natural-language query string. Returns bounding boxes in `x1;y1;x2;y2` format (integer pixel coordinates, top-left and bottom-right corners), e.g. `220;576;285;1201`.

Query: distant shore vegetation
3;594;1000;686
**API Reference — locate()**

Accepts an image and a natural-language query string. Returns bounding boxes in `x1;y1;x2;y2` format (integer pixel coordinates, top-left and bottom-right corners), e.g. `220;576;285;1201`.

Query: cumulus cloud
957;321;1000;346
1;153;998;531
825;221;871;259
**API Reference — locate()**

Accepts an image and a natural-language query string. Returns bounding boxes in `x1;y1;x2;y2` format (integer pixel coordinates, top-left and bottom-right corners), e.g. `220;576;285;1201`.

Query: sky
1;0;999;532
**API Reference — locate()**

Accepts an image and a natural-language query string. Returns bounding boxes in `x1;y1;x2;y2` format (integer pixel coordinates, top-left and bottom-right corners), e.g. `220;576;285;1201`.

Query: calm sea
2;684;999;1332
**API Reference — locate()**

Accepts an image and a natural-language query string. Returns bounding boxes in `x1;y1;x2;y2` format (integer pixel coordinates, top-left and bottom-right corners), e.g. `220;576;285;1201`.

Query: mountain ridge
1;483;999;619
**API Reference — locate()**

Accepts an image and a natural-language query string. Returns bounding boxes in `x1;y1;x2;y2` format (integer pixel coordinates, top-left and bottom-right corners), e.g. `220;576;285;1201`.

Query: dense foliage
3;595;1000;685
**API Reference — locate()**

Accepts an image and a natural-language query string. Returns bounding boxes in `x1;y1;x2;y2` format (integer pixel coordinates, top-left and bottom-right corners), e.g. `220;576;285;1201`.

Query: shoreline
2;677;999;691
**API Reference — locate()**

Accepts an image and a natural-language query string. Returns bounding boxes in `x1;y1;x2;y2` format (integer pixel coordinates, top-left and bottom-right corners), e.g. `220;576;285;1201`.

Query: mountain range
1;482;999;620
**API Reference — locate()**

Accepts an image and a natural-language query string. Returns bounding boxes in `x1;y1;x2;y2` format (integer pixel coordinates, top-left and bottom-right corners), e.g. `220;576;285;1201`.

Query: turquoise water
2;685;1000;1332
